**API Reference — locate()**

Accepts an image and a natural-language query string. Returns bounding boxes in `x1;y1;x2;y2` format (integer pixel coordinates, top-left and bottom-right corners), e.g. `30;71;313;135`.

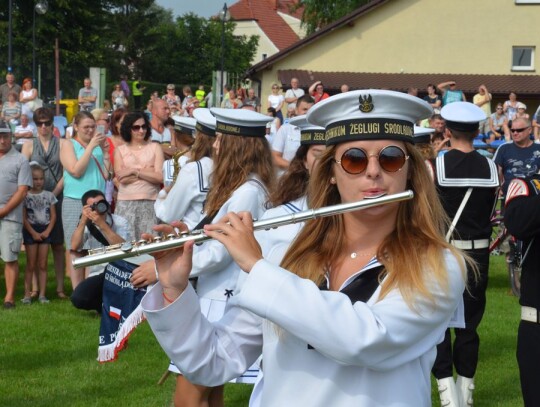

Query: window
512;46;535;71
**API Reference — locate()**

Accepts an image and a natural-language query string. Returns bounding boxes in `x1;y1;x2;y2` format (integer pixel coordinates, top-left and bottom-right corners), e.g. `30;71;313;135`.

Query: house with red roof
228;0;305;64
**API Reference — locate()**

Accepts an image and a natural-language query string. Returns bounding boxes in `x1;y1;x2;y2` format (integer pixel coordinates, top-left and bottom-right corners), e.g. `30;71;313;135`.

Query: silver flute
73;190;414;268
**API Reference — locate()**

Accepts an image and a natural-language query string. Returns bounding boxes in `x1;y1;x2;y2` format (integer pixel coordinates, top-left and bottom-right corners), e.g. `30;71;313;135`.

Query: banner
98;259;147;363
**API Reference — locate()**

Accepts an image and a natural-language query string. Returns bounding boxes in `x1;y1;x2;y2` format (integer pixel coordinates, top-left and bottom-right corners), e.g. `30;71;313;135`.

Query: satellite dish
35;1;48;15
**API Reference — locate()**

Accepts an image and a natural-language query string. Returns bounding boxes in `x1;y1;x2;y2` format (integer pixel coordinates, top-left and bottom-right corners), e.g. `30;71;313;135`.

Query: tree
296;0;370;35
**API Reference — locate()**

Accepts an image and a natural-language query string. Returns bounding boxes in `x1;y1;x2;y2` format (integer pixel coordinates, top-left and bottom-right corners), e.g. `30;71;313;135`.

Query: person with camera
70;190;130;312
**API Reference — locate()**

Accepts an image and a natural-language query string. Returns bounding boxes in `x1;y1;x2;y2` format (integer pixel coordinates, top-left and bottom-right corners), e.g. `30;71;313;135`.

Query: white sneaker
437;377;460;407
456;375;474;406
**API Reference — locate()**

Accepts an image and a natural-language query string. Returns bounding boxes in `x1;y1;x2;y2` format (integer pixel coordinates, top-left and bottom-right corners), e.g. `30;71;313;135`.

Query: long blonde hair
280;142;466;307
204;135;275;217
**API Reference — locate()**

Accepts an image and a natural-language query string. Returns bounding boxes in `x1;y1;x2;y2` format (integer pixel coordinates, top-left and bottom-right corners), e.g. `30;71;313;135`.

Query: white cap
172;116;196;136
517;102;527;110
441;101;486;132
307;89;433;145
211;108;273;137
413;125;435;144
193;108;216;137
288;114;326;145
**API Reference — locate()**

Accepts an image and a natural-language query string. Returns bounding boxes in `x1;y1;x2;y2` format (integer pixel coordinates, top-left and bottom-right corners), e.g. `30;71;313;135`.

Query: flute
73;190;414;268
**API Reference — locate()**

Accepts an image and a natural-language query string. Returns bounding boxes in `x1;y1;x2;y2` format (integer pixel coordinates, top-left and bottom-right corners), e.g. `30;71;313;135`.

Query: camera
90;200;110;214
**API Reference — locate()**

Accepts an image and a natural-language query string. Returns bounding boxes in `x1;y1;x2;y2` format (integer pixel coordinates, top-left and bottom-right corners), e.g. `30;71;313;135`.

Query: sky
155;0;236;18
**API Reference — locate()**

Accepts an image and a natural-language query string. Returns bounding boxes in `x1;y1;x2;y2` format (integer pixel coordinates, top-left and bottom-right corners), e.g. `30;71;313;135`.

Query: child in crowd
22;162;57;304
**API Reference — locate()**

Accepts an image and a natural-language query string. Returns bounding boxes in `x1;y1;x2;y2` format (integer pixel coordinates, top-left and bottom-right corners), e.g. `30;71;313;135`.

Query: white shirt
161;154;190;188
143;249;465;407
155;156;212;230
285;88;305;110
190;176;269;301
151;127;171;144
271;123;301;176
14;123;36;144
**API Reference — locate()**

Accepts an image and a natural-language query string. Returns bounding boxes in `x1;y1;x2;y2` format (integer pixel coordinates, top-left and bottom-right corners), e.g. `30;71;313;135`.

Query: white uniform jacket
143;250;465;407
161;154;190;188
154;157;212;229
256;196;307;256
190;175;268;301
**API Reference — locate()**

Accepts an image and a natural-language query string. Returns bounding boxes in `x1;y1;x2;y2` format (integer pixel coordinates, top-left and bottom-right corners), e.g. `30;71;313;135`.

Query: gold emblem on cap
359;94;374;113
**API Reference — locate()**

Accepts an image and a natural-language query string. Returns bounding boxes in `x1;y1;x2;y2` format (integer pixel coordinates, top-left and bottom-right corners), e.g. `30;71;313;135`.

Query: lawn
0;253;523;406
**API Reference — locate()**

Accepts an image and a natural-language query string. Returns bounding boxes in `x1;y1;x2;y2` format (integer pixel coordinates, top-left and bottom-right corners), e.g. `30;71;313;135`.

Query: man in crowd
244;88;261;112
0;73;22;105
0;121;32;309
473;84;492;135
150;99;175;158
493;117;540;198
271;95;314;174
340;84;350;93
284;77;305;113
438;80;467;105
78;78;97;112
13;114;36;147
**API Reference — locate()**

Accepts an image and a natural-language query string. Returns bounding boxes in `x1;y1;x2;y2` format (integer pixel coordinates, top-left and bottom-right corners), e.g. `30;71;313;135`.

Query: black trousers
432;248;490;379
70;273;104;313
517;320;540;406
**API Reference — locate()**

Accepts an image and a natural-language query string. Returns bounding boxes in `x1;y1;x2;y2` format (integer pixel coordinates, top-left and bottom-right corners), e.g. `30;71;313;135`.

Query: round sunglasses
334;145;409;174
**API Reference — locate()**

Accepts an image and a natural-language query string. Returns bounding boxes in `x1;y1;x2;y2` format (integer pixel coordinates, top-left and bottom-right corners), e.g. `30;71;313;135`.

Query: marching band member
164;108;275;407
161;116;195;188
154;108;215;228
431;102;498;407
142;90;467;406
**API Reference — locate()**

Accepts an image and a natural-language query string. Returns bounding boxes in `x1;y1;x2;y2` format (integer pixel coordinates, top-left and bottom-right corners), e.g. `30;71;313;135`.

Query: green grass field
0;253;523;406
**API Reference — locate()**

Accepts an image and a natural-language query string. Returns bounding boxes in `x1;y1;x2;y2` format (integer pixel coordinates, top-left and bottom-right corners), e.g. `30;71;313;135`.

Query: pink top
116;143;161;201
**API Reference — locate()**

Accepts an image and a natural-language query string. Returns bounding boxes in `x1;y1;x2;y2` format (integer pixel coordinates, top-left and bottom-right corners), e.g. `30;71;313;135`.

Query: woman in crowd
221;89;243;109
19;77;39;117
1;91;22;125
111;84;127;110
155;108;275;407
265;107;281;145
503;91;519;123
515;102;530;121
267;83;284;123
109;107;128;148
142;90;467;406
309;80;330;103
22;107;67;299
162;84;181;115
60;111;111;289
114;111;163;239
424;84;442;114
488;103;510;143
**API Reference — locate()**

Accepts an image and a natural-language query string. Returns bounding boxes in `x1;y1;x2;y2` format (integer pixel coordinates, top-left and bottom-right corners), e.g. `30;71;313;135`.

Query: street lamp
33;0;48;94
219;2;230;103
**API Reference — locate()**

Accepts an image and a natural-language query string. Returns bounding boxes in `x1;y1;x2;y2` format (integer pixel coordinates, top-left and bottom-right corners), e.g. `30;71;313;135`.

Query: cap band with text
216;121;266;137
325;118;414;145
196;122;216;137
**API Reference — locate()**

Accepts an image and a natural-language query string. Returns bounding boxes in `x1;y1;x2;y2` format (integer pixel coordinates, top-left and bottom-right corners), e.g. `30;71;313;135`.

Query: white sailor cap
192;108;216;137
306;89;432;145
0;120;11;133
288;115;326;145
413;125;435;144
172;116;196;136
210;107;272;137
441;101;486;132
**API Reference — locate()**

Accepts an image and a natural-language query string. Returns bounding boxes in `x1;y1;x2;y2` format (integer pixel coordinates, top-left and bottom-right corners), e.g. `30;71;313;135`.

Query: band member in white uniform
248;114;326;405
142;90;467;407
157;108;275;407
161;116;195;188
154;109;215;228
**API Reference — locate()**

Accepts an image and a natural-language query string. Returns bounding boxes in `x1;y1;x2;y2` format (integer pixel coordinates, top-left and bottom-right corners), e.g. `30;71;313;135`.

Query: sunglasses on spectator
510;127;530;133
131;124;148;131
334;145;409;174
35;120;53;127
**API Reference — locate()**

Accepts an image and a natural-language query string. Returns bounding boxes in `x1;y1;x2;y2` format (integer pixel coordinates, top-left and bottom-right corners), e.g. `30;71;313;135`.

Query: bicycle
489;208;521;297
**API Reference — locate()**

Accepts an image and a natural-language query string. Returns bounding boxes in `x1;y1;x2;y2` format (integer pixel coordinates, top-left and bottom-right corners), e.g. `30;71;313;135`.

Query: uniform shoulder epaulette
505;175;540;205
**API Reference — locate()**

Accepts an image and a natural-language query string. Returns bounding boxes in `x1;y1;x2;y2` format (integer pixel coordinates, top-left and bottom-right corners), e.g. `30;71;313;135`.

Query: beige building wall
278;12;306;39
234;20;279;64
254;0;539;95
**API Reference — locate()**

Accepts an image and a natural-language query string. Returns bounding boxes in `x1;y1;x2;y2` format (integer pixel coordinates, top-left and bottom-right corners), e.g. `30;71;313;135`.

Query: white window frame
515;0;540;4
512;46;535;71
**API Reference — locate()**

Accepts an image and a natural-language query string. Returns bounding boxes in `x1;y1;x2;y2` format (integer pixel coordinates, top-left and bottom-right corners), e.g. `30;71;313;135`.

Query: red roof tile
229;0;300;51
277;70;540;97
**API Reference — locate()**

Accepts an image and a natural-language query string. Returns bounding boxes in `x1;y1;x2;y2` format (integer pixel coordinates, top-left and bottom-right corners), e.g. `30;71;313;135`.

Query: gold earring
330;177;336;184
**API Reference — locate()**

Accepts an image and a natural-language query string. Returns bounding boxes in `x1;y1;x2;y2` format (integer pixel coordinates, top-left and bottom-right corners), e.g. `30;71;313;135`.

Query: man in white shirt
14;114;36;145
271;95;314;174
78;78;98;111
284;78;305;113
